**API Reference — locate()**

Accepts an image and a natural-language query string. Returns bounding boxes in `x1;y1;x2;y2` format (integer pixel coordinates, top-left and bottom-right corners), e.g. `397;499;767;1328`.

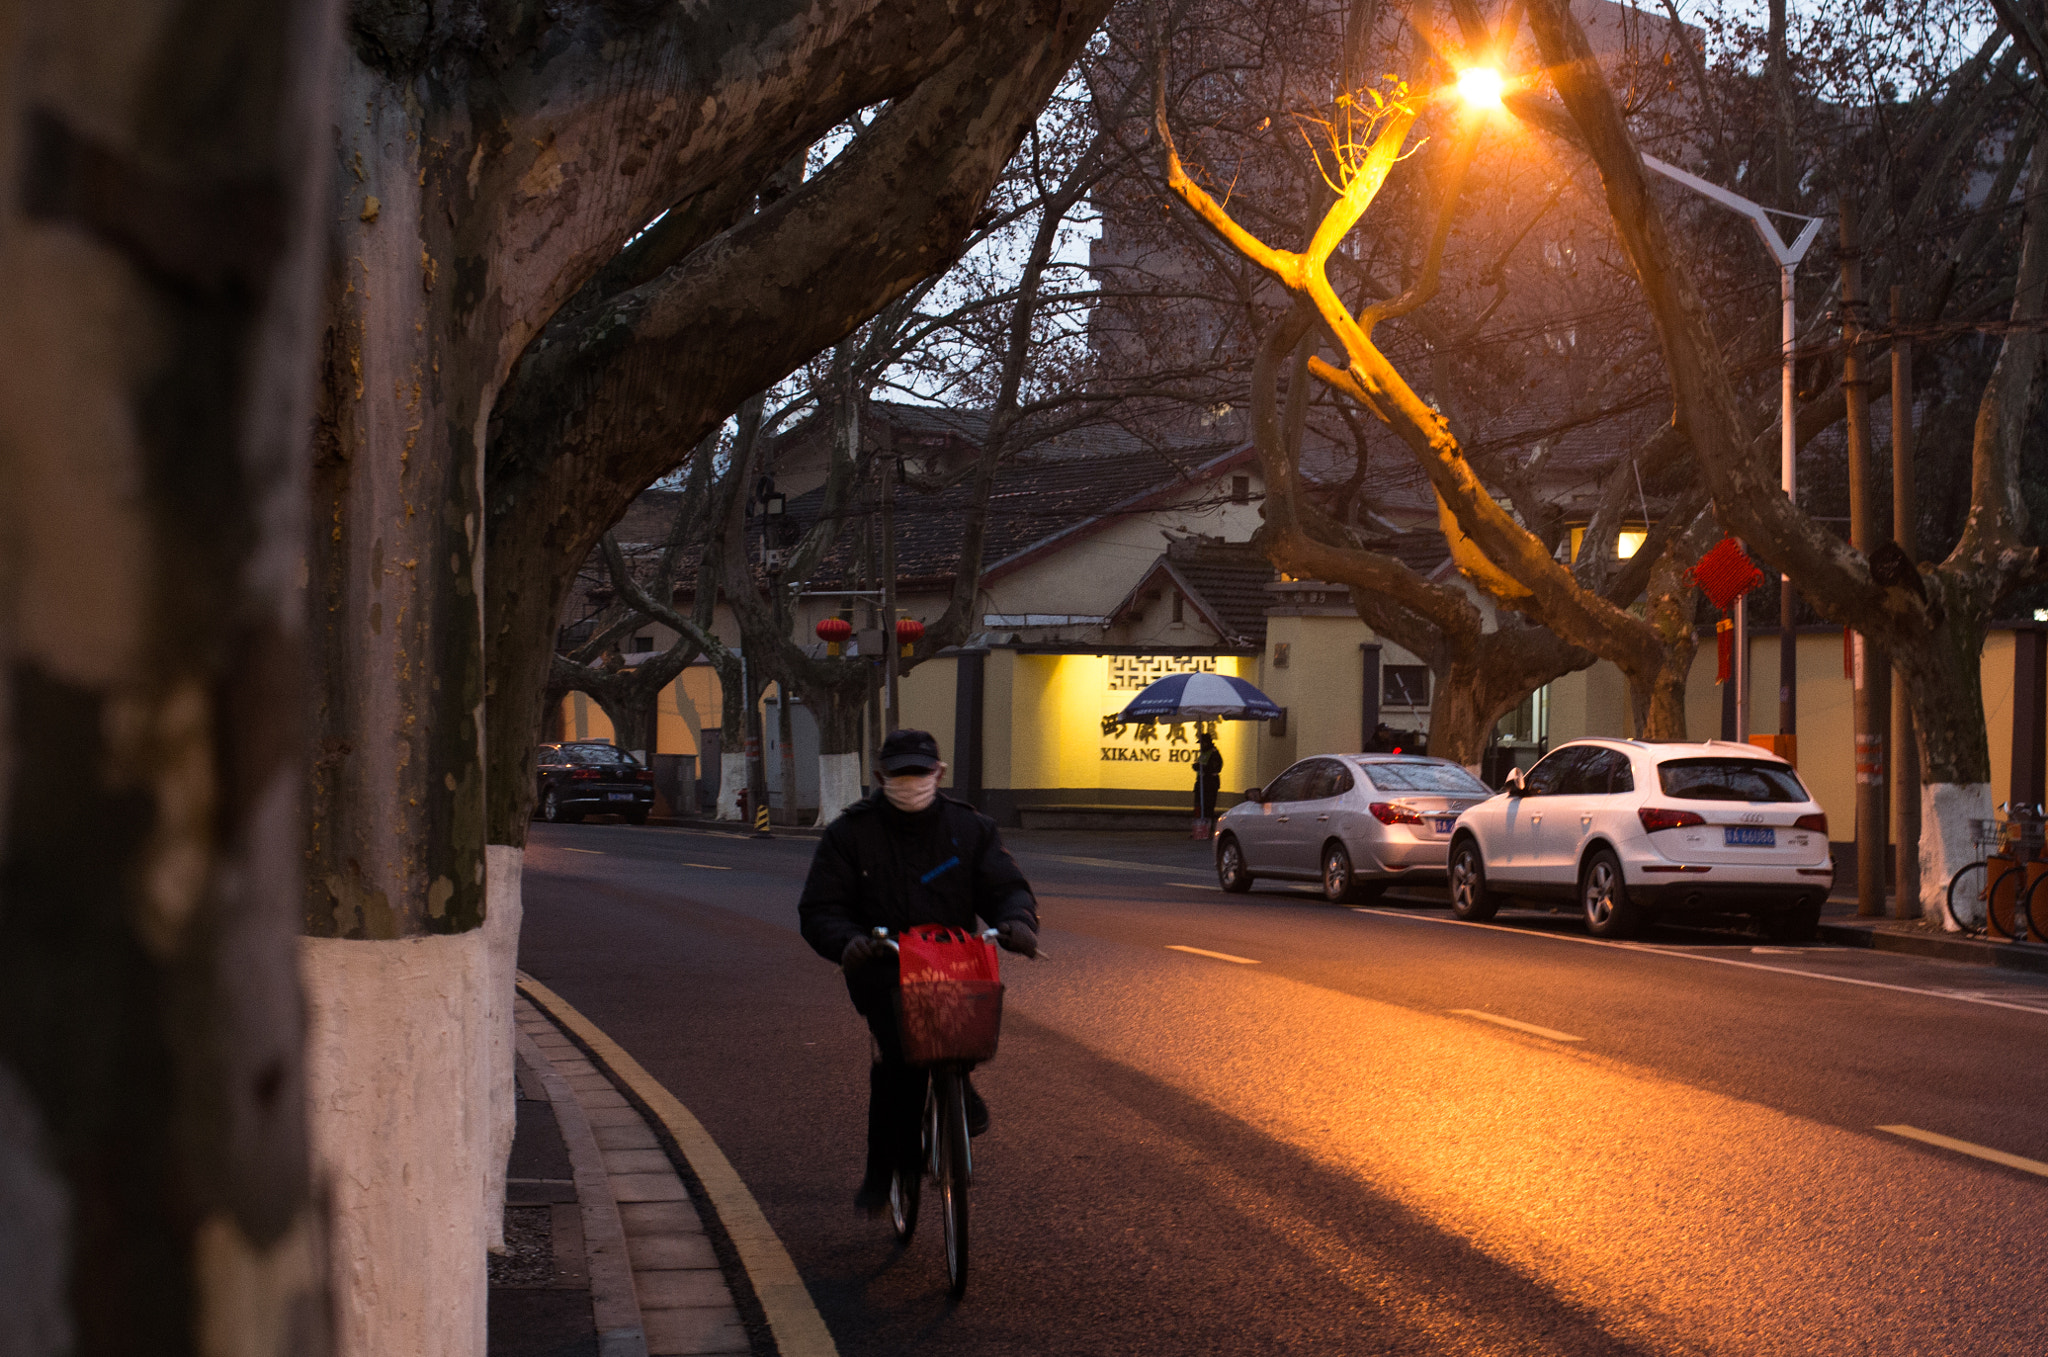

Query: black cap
878;728;942;774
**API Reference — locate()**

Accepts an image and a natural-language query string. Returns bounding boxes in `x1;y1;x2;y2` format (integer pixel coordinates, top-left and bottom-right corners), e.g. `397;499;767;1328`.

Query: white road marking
559;847;604;855
682;862;732;871
1166;945;1261;965
1043;853;1182;872
1169;882;1214;890
1446;1009;1585;1042
1877;1124;2048;1179
1350;908;2048;1018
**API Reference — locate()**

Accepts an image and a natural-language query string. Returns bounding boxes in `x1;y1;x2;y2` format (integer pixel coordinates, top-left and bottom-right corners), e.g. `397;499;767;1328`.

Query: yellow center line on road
1166;944;1261;965
1878;1124;2048;1179
1447;1009;1585;1043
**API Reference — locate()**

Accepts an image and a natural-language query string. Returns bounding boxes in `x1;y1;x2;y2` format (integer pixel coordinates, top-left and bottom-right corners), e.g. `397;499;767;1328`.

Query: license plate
1431;816;1457;835
607;792;635;802
1724;826;1775;847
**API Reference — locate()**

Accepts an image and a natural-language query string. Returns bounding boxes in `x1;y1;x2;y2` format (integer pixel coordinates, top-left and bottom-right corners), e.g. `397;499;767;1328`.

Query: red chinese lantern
816;616;853;656
896;617;925;657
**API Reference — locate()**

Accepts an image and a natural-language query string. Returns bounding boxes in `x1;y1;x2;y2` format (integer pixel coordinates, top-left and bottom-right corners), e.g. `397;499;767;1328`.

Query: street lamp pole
1641;156;1822;745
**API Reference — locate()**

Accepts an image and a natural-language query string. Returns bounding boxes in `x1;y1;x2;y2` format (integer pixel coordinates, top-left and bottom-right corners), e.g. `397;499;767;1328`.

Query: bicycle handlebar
871;925;1044;959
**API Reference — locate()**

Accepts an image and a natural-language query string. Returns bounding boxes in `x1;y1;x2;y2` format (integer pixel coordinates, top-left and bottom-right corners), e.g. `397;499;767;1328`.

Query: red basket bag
894;925;1004;1065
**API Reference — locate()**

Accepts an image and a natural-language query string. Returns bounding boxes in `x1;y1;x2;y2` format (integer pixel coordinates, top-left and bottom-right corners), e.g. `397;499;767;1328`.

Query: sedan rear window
1361;761;1489;795
567;745;638;767
1656;758;1808;803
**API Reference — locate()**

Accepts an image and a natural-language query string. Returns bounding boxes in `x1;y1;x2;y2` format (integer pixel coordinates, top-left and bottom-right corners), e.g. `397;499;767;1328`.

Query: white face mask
883;766;942;813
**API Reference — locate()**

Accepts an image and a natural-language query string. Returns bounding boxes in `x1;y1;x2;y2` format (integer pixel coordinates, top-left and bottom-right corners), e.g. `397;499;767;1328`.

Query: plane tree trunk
0;1;338;1349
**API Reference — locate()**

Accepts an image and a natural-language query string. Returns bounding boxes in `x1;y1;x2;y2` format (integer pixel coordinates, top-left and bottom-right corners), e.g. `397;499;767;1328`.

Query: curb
1817;921;2048;976
518;975;840;1357
516;1026;648;1357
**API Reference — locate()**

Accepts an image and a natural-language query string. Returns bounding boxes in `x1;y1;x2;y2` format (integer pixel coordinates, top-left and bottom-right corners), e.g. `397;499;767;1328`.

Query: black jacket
798;790;1037;1009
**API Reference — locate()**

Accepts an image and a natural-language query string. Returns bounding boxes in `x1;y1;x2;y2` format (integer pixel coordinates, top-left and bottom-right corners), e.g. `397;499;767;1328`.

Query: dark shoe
854;1166;891;1217
964;1077;990;1138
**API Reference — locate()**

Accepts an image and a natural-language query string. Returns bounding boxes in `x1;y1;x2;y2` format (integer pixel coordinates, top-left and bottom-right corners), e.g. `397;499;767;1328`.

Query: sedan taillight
636;769;654;783
1794;812;1828;835
1369;802;1425;825
1637;806;1706;833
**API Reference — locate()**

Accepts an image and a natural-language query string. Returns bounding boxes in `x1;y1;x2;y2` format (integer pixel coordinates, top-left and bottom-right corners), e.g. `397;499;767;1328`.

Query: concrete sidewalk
1817;890;2048;976
490;996;755;1357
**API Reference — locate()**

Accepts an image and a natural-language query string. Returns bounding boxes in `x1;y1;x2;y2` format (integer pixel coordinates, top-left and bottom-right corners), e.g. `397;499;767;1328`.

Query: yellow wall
1255;614;1394;786
1547;660;1631;743
998;652;1258;800
899;654;958;786
557;662;730;758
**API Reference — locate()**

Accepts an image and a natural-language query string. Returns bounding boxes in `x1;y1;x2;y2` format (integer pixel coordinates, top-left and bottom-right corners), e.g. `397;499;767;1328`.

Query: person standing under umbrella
1192;729;1223;840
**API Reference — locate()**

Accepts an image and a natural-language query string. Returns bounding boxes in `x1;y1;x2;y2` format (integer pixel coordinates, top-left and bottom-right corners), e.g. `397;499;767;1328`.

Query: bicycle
1945;808;2045;939
873;925;1007;1299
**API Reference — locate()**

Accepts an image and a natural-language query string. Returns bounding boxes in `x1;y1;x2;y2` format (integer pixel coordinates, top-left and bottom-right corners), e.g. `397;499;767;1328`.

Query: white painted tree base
815;752;864;826
717;752;747;820
1920;782;1990;930
301;854;523;1357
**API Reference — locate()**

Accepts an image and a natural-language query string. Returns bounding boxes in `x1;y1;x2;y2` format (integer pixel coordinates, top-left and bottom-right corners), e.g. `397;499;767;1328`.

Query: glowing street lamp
1455;66;1505;109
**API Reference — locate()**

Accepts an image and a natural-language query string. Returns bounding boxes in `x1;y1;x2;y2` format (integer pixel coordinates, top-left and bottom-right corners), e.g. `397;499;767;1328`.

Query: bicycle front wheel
1948;861;1989;934
936;1072;971;1299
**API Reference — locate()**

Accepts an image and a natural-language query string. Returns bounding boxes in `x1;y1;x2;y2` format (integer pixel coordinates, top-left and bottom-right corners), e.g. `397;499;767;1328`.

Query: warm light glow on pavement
1456;66;1505;109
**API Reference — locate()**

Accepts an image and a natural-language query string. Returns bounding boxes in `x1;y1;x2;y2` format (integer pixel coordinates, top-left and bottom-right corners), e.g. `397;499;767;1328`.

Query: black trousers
862;1006;929;1179
1194;773;1219;820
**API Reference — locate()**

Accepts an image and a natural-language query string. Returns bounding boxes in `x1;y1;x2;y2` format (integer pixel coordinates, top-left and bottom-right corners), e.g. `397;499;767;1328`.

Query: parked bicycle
1946;806;2046;940
873;924;1009;1298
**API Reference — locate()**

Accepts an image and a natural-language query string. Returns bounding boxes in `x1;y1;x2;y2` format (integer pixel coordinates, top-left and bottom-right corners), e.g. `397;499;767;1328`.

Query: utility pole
1843;208;1887;917
1892;285;1922;918
880;429;901;735
1639;156;1820;748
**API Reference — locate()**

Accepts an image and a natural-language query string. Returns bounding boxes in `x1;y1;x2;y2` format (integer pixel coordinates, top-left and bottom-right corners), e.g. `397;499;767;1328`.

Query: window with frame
1381;664;1431;707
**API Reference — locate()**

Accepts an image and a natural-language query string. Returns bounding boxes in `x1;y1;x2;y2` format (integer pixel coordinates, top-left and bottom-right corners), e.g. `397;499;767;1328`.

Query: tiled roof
785;435;1251;589
1163;539;1275;644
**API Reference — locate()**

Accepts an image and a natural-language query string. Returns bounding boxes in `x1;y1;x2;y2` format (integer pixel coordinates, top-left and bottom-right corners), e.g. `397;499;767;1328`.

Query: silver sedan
1213;755;1494;901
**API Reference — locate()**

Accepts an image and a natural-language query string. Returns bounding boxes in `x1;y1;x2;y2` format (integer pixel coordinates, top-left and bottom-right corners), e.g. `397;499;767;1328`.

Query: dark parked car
535;742;655;824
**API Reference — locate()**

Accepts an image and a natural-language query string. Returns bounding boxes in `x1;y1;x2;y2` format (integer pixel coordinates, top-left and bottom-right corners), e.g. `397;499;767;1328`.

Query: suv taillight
1794;812;1828;835
1369;802;1425;825
1638;807;1706;833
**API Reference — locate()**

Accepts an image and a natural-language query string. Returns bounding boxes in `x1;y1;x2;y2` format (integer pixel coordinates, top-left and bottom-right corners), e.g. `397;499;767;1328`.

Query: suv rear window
1361;761;1489;795
1656;758;1808;803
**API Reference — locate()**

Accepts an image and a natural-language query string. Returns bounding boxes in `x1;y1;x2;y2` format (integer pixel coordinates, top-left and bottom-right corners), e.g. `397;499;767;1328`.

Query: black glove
840;935;894;975
995;921;1038;958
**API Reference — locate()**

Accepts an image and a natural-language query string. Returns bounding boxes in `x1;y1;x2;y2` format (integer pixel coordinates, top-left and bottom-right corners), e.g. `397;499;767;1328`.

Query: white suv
1446;739;1835;941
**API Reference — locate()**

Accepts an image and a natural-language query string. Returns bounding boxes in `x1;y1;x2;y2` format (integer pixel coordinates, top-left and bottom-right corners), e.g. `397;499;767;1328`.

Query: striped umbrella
1114;671;1282;723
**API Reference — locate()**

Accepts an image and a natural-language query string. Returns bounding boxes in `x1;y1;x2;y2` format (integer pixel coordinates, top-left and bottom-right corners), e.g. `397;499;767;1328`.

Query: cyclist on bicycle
798;728;1040;1216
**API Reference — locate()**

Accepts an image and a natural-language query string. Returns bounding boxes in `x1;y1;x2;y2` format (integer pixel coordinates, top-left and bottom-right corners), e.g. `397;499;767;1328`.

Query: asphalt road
517;819;2048;1356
